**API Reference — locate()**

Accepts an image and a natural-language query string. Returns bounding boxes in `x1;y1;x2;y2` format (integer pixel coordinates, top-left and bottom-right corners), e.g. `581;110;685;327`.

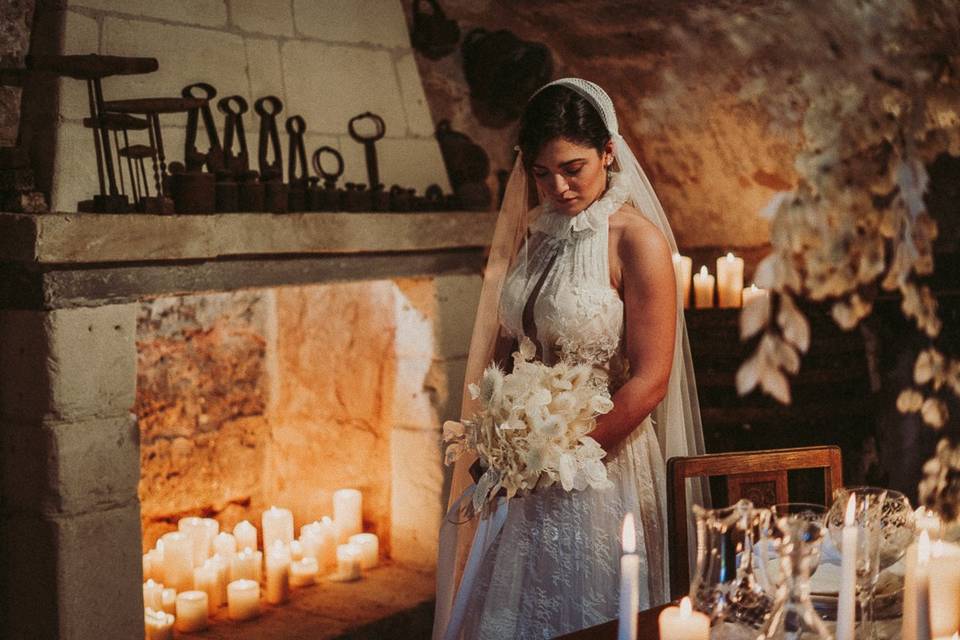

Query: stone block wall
135;272;481;569
44;0;450;211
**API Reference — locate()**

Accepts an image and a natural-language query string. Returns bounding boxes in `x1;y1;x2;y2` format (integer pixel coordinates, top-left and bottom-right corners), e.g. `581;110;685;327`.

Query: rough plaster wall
405;0;797;249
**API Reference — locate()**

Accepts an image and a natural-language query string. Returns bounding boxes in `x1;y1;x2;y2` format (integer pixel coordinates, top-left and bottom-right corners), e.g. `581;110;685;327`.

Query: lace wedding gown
458;175;669;638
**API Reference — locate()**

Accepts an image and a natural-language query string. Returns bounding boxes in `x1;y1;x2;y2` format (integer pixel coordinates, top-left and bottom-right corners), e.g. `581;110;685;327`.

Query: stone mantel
0;211;495;309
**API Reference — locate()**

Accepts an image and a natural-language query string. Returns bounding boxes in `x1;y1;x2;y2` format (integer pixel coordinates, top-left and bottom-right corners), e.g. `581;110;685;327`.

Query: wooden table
554;603;669;639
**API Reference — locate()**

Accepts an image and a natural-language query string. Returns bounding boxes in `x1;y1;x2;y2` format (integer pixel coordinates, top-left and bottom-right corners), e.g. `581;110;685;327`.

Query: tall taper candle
618;513;639;640
837;494;858;640
334;489;363;541
716;252;744;308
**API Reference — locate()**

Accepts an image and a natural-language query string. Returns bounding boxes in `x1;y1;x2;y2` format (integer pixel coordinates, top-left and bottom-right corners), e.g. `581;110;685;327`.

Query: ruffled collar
529;171;630;240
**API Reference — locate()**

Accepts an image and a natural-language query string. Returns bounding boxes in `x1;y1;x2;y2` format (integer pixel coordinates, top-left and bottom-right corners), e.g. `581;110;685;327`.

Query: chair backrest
666;445;843;600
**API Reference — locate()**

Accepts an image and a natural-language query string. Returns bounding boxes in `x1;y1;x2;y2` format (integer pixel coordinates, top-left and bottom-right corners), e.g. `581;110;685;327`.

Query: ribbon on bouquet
440;485;510;640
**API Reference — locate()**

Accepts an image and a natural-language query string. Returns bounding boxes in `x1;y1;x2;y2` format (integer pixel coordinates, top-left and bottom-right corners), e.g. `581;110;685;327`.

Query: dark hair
517;85;610;169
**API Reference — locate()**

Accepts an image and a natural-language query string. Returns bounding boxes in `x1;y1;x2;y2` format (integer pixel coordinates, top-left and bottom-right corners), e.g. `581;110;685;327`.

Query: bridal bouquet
443;337;615;512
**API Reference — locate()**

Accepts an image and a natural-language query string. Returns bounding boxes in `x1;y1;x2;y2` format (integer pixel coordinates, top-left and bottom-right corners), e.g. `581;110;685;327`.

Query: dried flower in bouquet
919;438;960;523
443;337;615;513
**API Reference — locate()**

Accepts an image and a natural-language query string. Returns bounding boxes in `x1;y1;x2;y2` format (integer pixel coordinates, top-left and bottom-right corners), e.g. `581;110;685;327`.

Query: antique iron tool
255;96;287;212
311;145;344;212
347;111;385;193
285;115;308;212
182;82;223;174
219;95;263;212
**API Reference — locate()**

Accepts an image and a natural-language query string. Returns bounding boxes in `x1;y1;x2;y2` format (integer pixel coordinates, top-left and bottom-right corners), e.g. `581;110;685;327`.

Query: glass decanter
690;499;773;638
757;515;833;640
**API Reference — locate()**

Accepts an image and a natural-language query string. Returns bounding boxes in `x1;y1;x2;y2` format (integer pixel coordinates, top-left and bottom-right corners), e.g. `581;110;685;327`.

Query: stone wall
406;0;792;250
135;273;480;568
36;0;450;211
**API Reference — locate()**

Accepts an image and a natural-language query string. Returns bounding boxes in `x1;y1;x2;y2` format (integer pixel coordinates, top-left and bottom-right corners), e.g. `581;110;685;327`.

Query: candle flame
844;493;856;527
680;596;693;617
699;265;708;276
918;529;931;564
725;252;735;260
621;513;637;554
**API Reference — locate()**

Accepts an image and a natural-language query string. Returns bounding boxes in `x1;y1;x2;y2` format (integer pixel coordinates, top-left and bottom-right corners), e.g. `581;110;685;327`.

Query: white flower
896;388;923;413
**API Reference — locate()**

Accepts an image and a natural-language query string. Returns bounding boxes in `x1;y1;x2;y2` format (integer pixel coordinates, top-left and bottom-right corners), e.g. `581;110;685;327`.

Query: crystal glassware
690;499;773;637
760;503;829;593
827;487;888;639
756;515;833;639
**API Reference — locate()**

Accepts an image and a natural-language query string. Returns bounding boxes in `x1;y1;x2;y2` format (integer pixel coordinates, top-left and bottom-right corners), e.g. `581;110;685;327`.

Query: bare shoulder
609;203;672;269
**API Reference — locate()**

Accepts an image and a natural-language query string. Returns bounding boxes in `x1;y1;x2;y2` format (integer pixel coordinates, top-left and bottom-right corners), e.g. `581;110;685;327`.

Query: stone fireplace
0;1;491;638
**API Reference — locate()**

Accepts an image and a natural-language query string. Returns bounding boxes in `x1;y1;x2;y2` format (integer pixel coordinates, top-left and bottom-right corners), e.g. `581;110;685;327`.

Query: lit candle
618;513;639;640
193;558;223;614
230;547;262;583
657;596;709;639
160;588;176;615
174;590;209;632
349;533;379;569
142;579;164;612
716;252;744;308
290;556;319;588
227;579;260;621
915;507;943;539
672;253;693;309
741;284;767;307
144;608;174;640
837;494;858;640
179;516;218;567
160;531;193;593
262;506;294;550
929;540;960;637
335;543;362;581
334;489;363;541
692;266;715;309
301;518;337;573
265;540;291;605
233;520;257;551
211;553;230;606
144;548;164;583
290;539;304;562
213;531;237;560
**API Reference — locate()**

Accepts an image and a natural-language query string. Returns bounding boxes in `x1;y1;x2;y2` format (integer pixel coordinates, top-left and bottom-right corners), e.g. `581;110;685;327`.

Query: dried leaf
740;292;771;340
761;367;792;404
777;294;811;353
736;351;761;396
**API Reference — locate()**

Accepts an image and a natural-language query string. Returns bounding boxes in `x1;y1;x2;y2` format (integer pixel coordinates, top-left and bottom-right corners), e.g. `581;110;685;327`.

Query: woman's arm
589;219;677;452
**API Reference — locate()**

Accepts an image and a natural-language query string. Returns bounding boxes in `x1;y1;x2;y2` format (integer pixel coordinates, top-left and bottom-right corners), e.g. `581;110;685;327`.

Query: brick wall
48;0;450;211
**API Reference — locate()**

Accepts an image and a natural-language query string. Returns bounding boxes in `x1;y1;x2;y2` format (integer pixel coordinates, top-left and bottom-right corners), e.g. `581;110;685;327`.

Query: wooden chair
666;445;843;600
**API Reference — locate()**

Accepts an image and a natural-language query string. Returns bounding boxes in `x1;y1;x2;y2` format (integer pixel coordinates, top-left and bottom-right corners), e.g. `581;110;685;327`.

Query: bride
433;78;706;639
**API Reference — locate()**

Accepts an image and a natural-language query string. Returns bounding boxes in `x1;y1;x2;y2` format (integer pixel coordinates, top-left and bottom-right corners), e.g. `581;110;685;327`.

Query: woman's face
530;137;613;216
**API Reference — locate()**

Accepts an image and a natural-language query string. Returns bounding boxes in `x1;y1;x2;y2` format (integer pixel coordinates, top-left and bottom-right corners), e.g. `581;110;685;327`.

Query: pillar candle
174;590;209;632
144;608;174;640
301;518;337;572
265;540;291;605
335;543;362;581
915;507;943;539
227;579;260;621
160;531;193;593
262;506;294;550
213;531;237;560
160;588;176;615
233;520;257;551
837;494;858;640
142;579;164;612
290;539;304;562
672;253;693;309
193;559;223;614
618;514;639;640
334;489;363;541
716;252;744;308
179;516;218;567
211;553;230;605
741;284;767;307
290;557;319;588
904;532;935;640
144;548;164;583
657;597;709;639
693;266;715;309
929;540;960;637
231;547;261;583
349;533;379;569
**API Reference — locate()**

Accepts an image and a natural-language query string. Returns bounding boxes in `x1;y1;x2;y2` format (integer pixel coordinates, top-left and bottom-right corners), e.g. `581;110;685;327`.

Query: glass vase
757;515;832;640
690;499;773;638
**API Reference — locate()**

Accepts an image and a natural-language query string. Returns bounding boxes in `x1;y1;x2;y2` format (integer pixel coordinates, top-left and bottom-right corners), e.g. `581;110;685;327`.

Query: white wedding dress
457;173;669;639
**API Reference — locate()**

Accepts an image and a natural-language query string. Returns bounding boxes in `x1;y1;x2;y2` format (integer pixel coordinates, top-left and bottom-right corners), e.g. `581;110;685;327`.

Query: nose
547;173;569;196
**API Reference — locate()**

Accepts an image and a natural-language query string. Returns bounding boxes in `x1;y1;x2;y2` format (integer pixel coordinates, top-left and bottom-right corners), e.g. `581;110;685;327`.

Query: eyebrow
531;158;587;170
